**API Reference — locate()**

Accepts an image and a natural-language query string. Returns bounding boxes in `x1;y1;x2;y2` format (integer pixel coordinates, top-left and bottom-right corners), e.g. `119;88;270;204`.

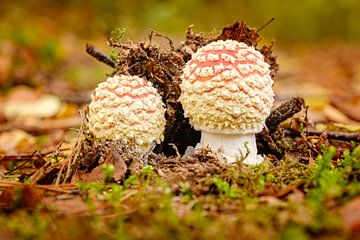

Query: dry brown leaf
43;195;88;216
72;148;128;184
18;185;44;209
56;103;78;118
0;129;35;154
4;94;62;119
341;196;360;233
3;86;62;119
0;43;13;85
104;148;128;183
331;96;360;122
71;168;103;184
322;105;354;123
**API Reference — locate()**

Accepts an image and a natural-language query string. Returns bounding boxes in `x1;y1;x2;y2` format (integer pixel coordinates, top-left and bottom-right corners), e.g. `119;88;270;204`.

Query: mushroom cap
88;75;166;149
180;40;274;135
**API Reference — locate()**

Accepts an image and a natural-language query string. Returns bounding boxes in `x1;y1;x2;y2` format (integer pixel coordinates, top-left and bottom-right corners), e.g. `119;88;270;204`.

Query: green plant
213;178;240;199
139;165;154;185
102;163;115;183
109;27;126;43
123;175;137;189
307;146;345;204
179;182;193;201
280;224;309;240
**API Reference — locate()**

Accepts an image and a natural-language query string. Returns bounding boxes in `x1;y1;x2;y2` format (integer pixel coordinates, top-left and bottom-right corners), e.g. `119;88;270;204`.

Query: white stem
197;131;263;165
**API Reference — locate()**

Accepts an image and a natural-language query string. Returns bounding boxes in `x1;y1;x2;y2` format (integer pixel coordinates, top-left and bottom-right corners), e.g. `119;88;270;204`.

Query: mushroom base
197;131;264;165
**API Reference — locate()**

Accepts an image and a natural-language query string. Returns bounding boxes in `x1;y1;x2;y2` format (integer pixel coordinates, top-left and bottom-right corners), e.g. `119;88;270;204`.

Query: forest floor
0;22;359;240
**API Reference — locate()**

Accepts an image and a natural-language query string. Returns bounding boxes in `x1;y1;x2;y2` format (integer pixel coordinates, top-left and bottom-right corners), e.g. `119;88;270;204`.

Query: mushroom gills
197;131;264;165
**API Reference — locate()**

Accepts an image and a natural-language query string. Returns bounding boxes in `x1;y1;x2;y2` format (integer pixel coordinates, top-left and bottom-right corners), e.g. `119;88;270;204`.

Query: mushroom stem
198;131;263;165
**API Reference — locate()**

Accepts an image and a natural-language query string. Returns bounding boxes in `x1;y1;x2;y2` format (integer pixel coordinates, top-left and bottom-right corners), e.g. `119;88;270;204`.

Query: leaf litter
0;21;359;239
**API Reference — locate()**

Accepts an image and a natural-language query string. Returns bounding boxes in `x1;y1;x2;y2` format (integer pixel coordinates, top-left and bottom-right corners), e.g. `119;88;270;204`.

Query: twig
299;133;320;155
265;97;305;134
29;144;67;184
29;161;52;184
284;129;360;142
86;43;116;68
148;29;175;51
257;17;275;32
307;130;360;142
168;143;181;158
0;180;77;194
61;110;86;184
0;148;69;162
4;151;37;174
142;140;157;166
107;41;133;51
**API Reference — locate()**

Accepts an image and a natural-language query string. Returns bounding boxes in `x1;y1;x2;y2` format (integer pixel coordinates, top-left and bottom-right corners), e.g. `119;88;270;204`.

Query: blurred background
0;0;360;126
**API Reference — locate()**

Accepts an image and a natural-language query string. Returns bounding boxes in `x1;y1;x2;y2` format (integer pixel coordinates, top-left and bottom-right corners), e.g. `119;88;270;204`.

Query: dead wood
86;43;116;68
284;129;360;142
265;97;305;134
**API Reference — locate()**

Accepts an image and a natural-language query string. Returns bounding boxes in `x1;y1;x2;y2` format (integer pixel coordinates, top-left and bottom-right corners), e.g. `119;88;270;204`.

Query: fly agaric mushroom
179;40;274;165
87;75;166;150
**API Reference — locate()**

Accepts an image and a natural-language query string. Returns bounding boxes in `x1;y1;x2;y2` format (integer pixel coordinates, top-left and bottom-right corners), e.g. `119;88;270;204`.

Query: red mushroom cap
180;40;274;134
88;75;166;149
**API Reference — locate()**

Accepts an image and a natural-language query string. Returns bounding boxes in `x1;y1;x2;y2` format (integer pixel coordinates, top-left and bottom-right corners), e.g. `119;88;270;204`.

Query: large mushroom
87;75;166;151
179;40;274;165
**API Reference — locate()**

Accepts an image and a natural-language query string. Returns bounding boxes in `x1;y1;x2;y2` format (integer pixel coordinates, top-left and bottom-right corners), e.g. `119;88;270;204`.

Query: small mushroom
88;75;166;151
179;40;274;165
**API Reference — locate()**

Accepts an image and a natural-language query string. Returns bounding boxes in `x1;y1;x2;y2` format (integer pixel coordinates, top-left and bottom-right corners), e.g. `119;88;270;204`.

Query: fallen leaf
18;185;44;209
331;96;360;122
0;42;13;86
0;187;16;211
3;86;62;119
0;129;35;154
43;195;88;216
56;103;78;118
286;188;305;204
104;147;127;183
259;196;286;207
341;196;360;233
332;123;360;132
322;105;354;123
72;148;128;183
78;166;104;183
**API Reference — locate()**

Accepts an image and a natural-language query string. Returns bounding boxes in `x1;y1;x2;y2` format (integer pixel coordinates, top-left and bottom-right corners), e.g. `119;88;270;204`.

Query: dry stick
265;97;305;134
264;98;360;142
148;29;175;50
5;151;37;174
55;111;86;185
257;17;275;32
0;147;69;162
86;43;116;68
62;110;86;184
284;129;360;142
0;180;77;194
29;161;52;184
300;133;320;155
1;152;38;162
307;130;360;142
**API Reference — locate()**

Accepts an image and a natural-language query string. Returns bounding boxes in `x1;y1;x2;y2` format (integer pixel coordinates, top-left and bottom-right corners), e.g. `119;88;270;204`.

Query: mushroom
87;75;166;151
179;40;274;165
